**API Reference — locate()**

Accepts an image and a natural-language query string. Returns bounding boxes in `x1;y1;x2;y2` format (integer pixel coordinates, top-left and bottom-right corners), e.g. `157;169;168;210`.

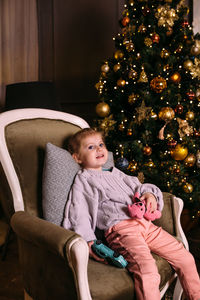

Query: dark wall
37;0;125;124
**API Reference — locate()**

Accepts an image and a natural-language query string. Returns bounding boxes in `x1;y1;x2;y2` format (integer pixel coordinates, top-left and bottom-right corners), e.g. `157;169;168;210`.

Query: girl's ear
72;153;82;164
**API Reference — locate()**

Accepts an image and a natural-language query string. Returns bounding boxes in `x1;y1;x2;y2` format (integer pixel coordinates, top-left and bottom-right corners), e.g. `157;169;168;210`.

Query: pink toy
128;192;145;219
128;192;161;221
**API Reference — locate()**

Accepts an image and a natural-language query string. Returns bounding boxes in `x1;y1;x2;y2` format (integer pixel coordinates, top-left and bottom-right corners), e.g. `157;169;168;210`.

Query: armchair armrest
172;196;189;250
11;211;92;300
154;193;189;250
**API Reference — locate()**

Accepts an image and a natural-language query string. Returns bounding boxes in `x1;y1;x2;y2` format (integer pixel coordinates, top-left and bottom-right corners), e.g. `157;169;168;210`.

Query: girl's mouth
96;154;104;159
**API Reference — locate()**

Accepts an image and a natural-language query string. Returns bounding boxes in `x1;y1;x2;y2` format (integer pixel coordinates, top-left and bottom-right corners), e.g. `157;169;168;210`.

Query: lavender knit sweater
63;167;163;242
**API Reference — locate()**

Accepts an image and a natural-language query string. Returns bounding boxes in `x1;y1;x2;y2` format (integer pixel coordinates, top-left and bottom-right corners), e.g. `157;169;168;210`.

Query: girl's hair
68;128;104;154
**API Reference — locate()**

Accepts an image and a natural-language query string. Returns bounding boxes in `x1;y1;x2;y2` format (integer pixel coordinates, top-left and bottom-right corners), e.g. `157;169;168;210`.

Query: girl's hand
87;241;107;263
140;193;157;212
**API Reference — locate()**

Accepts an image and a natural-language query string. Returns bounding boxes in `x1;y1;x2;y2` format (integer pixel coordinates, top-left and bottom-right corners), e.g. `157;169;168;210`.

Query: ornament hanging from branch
96;101;110;117
158;123;166;140
138;69;148;83
128;93;140;104
191;40;200;56
135;100;152;124
98;115;116;136
177;117;193;138
150;76;167;93
171;144;188;161
155;5;179;28
188;58;200;80
158;107;175;122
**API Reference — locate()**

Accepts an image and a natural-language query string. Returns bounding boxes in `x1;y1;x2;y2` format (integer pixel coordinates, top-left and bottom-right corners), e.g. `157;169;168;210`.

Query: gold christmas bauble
184;154;196;167
96;102;110;117
191;44;200;56
150;76;167;93
171;144;188;161
143;146;152;156
95;82;104;91
183;183;193;193
113;64;121;72
144;37;152;47
158;107;175;122
185;111;195;121
117;78;126;87
101;64;109;73
114;50;124;60
196;88;200;100
183;60;193;70
170;72;181;83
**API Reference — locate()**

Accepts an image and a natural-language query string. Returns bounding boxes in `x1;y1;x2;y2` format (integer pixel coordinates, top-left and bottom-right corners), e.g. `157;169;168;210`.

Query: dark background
36;0;193;125
37;0;125;124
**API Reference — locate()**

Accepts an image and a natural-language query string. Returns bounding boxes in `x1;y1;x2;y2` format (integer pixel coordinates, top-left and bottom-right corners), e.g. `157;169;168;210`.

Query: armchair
0;108;189;300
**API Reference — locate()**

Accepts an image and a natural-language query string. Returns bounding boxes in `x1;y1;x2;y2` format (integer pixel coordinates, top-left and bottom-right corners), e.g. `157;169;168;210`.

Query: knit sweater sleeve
138;182;164;211
62;173;98;242
117;168;164;211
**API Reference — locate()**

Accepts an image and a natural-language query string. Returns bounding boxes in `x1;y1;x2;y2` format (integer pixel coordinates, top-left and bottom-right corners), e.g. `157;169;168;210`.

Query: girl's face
73;133;108;170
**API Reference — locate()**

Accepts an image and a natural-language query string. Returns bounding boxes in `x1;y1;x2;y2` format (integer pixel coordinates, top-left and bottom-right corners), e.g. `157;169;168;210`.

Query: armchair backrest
0;108;183;242
0;108;89;221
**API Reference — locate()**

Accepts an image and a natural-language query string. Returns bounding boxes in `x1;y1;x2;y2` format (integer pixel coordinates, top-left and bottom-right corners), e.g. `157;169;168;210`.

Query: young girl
63;128;200;300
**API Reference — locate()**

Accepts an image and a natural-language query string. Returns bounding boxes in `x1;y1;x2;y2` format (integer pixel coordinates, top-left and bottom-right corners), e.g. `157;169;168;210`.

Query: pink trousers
105;218;200;300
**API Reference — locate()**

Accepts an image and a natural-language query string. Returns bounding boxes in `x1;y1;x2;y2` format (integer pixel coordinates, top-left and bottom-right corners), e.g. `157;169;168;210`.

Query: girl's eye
88;145;94;150
99;143;104;148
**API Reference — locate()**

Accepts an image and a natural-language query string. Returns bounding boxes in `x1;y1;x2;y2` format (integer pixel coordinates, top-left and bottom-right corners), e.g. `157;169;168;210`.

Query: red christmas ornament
143;146;152;156
182;20;189;27
167;139;177;149
175;104;183;114
193;130;200;137
186;91;195;100
121;16;130;27
151;33;160;43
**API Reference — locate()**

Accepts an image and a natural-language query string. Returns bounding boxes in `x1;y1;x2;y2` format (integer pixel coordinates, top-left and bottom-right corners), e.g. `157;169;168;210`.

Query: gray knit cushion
42;142;114;226
42;143;80;225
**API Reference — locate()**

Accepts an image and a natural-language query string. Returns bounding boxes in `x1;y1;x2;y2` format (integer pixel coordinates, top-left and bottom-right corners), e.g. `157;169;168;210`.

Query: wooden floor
0;232;23;300
0;226;199;300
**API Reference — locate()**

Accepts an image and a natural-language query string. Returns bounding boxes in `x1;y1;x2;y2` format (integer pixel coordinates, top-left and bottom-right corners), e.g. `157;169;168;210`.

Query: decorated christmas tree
94;0;200;219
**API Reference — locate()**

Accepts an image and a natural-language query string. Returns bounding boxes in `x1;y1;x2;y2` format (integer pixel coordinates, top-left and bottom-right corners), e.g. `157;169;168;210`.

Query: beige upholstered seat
0;108;188;300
